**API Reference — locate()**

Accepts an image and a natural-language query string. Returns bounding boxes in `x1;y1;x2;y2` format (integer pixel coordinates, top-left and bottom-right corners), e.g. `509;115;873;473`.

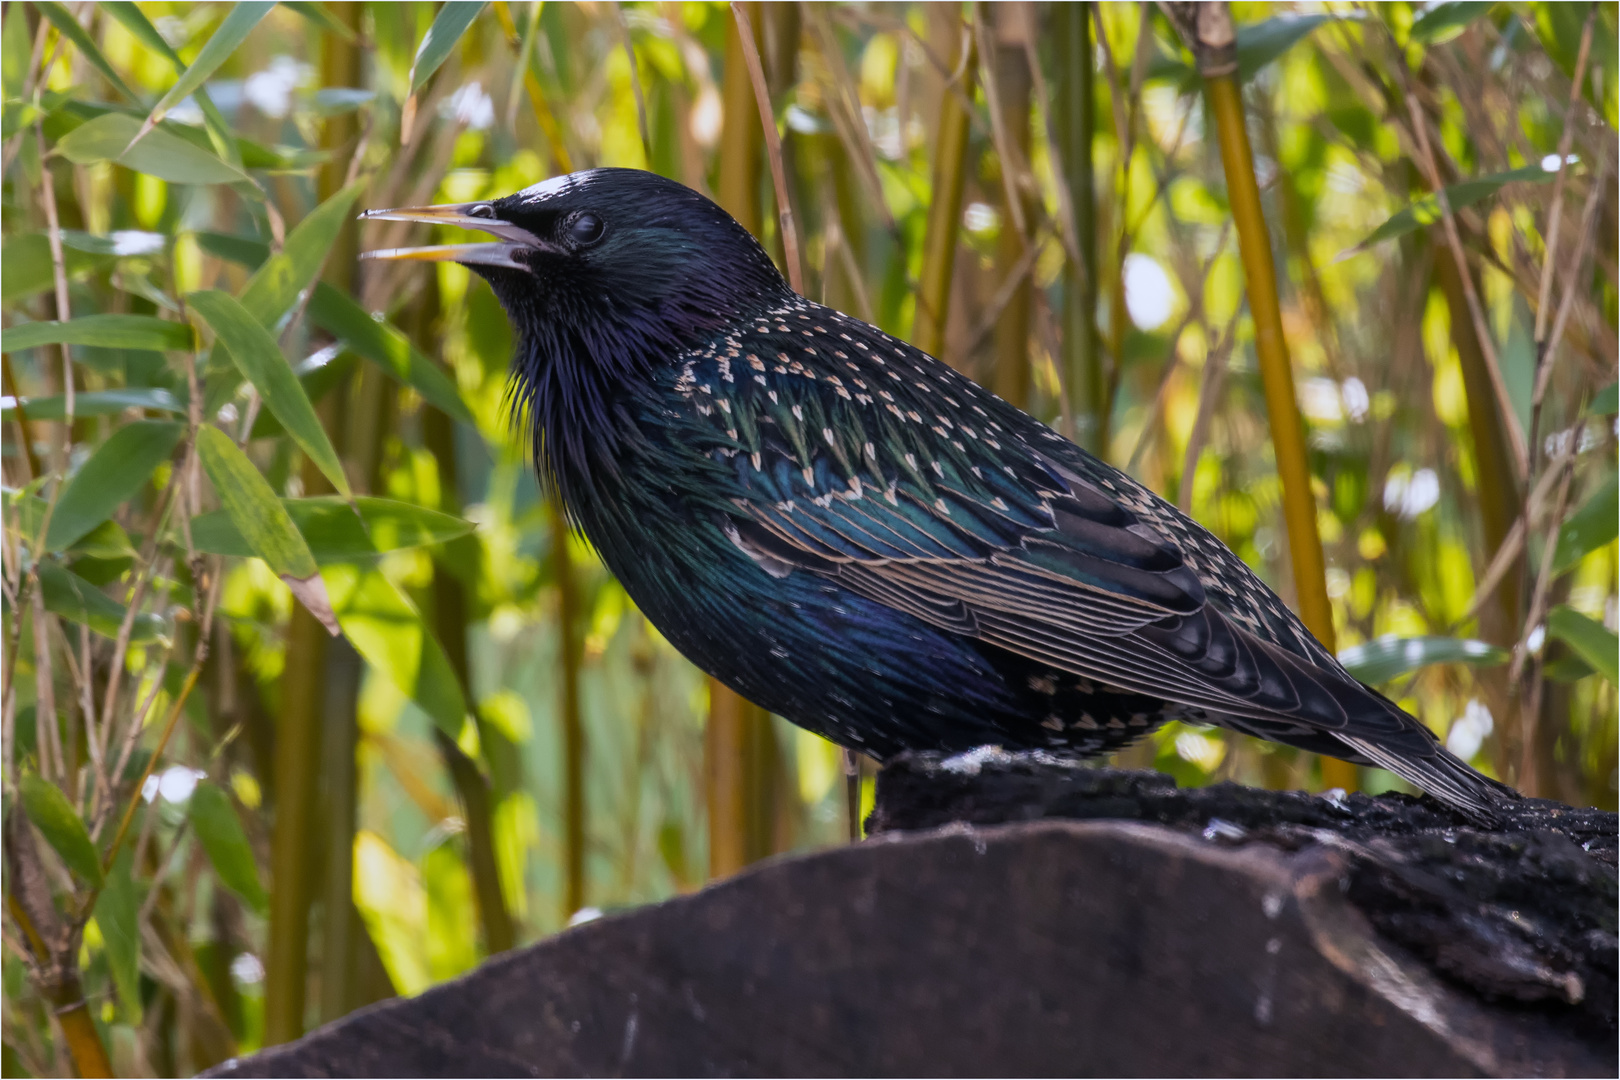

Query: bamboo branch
803;5;897;233
1397;73;1528;479
1531;5;1597;348
492;1;577;174
615;3;654;166
981;3;1036;409
1044;3;1101;448
730;2;803;294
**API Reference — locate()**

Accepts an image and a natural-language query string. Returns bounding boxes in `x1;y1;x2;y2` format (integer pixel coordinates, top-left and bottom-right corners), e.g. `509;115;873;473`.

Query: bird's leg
844;748;862;842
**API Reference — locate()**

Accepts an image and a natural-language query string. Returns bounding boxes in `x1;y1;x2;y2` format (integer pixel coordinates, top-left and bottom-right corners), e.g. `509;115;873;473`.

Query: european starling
363;168;1516;822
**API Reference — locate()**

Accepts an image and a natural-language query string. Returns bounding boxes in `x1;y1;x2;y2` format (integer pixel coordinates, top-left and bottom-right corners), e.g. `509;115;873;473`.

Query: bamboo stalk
313;2;379;1024
718;4;764;242
703;1;781;877
1171;4;1346;789
54;995;112;1078
550;495;586;917
705;679;750;876
1054;3;1102;452
803;5;896;233
266;7;366;1035
614;3;653;166
1397;79;1526;479
730;2;803;293
419;298;518;952
984;3;1035;410
1091;4;1148;449
1531;7;1596;350
492;1;577;174
263;598;326;1045
914;11;975;360
8;800;111;1078
1435;253;1523;772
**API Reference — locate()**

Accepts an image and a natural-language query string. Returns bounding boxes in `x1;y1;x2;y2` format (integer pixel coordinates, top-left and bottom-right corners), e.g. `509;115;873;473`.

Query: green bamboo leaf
1233;14;1333;81
308;283;475;424
12;495;135;560
102;1;244;167
2;387;186;421
57;112;248;185
73;519;136;560
1147;14;1335;86
6;494;135;558
326;563;467;738
188;781;268;914
190;495;475;563
1588;383;1617;415
2;3;30;100
203;183;365;411
1352;163;1560;252
195;425;339;634
1338;635;1508;685
1554;479;1618;573
241;183;365;328
188;290;351;498
1409;2;1495;44
1546;606;1619;685
37;561;164;642
19;773;104;887
34;2;141;103
94;850;143;1023
2;314;192;353
140;1;277;134
102;3;183;62
409;2;488;93
46;419;184;552
2;233;110;303
196;230;270;270
283;0;358;41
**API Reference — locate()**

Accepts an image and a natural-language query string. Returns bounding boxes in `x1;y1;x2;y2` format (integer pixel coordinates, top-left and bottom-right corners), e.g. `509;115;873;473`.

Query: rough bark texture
210;758;1615;1078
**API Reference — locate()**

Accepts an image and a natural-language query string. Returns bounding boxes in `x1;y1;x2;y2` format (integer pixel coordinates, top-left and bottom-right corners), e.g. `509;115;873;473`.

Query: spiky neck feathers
466;169;793;501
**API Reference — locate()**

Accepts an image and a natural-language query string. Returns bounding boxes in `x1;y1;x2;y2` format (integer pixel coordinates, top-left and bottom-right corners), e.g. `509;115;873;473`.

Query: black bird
363;168;1516;822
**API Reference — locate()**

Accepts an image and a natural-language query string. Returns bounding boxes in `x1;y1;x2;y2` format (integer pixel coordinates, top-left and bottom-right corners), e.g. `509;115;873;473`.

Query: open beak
359;202;547;271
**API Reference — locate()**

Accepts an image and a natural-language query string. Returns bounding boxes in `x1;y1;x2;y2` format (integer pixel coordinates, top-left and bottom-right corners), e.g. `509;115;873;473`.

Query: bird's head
362;167;789;372
362;168;790;477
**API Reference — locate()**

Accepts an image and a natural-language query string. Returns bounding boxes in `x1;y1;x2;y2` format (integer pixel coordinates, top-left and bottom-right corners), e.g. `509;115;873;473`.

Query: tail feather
1338;733;1519;825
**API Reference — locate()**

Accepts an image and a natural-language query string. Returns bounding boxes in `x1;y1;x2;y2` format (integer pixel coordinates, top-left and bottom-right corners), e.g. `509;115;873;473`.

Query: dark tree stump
211;757;1615;1078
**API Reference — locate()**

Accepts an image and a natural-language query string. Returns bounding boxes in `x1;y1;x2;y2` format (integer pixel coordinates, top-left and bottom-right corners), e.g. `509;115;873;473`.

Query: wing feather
671;301;1513;818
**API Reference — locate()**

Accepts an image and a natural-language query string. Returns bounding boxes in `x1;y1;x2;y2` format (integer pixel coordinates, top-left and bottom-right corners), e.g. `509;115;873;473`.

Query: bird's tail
1337;732;1521;826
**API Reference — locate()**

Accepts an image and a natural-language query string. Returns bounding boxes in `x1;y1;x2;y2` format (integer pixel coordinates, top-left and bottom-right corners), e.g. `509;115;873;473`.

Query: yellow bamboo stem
1204;77;1333;649
264;602;326;1045
914;15;976;360
986;4;1035;410
415;273;518;953
492;1;576;174
55;996;112;1078
550;495;586;919
1056;2;1102;452
730;1;803;293
1188;8;1346;791
701;3;785;875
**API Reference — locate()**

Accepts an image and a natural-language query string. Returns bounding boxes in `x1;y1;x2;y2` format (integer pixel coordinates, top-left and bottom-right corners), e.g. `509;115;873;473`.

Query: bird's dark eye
568;212;605;246
468;203;495;219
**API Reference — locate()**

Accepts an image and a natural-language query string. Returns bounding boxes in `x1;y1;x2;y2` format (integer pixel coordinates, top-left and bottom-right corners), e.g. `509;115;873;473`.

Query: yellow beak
358;202;549;270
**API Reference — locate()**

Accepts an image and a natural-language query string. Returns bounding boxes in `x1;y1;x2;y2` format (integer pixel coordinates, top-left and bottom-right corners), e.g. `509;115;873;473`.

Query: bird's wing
666;302;1496;811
